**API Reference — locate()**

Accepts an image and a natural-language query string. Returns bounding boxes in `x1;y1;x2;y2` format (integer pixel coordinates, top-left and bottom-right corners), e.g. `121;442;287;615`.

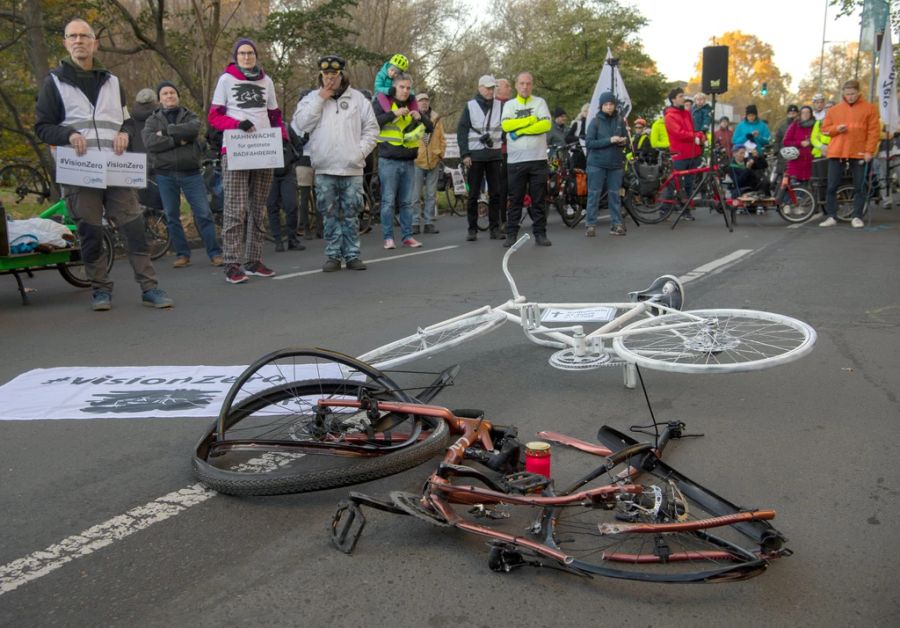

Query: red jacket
664;106;703;160
782;121;814;180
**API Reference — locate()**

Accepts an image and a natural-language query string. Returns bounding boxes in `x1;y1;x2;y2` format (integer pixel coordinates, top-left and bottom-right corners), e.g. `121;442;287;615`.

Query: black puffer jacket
142;106;205;174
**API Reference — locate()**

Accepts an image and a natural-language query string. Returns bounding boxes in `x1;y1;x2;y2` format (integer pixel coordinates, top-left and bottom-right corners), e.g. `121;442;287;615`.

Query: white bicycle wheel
612;309;816;374
358;310;507;369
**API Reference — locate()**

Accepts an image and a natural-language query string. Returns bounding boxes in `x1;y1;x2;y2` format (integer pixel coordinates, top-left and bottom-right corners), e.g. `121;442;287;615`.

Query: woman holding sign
208;38;287;284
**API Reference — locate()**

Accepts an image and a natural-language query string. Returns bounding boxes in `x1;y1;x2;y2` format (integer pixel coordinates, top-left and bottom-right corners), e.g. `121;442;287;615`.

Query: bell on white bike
779;146;800;161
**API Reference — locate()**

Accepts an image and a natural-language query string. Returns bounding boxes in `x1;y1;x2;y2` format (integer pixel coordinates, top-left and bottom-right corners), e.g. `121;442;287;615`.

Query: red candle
524;441;551;477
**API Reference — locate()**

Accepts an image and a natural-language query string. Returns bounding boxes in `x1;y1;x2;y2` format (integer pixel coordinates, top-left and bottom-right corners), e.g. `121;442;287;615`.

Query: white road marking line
2;246;762;594
274;245;460;280
0;452;302;596
677;249;754;284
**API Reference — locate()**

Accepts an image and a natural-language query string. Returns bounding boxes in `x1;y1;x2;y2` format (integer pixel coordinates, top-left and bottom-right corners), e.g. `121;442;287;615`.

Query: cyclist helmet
779;146;800;161
389;53;409;71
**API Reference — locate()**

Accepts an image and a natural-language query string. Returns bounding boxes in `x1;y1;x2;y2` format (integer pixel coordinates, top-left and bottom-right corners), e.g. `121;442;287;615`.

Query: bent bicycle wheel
193;348;450;496
612;309;816;373
358;310;507;370
539;470;780;582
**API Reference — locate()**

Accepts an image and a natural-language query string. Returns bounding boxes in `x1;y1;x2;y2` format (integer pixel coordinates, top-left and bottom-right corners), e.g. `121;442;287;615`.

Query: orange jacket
820;95;880;159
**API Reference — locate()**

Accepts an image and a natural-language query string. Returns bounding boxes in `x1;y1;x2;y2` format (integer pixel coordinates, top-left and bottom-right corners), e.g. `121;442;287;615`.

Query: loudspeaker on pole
702;46;729;95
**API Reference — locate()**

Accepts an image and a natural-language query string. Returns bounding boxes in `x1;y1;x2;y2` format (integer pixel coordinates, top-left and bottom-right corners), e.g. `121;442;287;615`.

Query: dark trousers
466;159;502;232
266;173;299;244
825;158;867;219
507;160;549;236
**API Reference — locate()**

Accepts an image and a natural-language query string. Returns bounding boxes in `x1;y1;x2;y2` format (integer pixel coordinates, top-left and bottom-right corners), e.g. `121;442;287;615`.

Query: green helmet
389;53;409;71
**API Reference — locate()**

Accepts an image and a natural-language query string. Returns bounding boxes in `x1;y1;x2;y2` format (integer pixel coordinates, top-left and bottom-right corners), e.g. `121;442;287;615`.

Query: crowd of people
32;19;892;310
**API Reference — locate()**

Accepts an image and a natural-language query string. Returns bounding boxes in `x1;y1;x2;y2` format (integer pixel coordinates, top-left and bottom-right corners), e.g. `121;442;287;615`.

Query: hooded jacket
35;58;133;149
782;120;815;180
820;94;880;159
292;77;379;177
664;105;703;160
731;117;771;149
208;63;287;153
585;93;627;169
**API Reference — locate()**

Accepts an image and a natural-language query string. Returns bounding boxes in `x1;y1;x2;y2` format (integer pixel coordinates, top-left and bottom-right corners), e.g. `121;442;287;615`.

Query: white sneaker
819;217;837;227
851;217;864;228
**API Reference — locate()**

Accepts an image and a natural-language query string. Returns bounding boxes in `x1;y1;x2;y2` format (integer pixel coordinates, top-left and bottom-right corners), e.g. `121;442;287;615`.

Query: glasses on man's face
65;33;94;41
320;60;342;71
237;50;256;57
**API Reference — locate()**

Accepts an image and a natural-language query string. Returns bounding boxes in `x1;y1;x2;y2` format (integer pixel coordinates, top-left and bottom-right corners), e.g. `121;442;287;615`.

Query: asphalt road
1;205;899;626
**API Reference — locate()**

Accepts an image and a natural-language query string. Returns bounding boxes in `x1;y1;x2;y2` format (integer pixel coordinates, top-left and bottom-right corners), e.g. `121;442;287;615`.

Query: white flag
588;48;632;123
877;22;898;134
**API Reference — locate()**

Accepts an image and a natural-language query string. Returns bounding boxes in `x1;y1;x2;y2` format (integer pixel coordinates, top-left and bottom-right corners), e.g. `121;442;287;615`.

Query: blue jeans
156;172;222;259
586;166;624;227
315;174;362;261
379;157;414;240
825;158;867;218
413;166;439;226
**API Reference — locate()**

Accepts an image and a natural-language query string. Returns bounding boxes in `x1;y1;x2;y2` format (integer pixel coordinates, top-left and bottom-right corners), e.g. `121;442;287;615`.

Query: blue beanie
599;92;616;106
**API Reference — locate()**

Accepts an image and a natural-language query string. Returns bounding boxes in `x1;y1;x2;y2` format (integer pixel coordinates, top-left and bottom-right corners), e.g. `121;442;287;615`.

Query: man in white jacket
292;55;379;271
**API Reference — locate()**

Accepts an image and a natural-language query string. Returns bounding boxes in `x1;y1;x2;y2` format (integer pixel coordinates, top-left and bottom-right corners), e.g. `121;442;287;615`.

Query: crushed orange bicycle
329;399;791;583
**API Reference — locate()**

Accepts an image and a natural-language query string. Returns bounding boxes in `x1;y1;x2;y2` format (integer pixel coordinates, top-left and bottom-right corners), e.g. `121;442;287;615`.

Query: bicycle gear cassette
549;348;623;371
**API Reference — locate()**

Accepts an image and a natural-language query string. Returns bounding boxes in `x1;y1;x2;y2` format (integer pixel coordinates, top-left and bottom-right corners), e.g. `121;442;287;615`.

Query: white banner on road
224;128;284;170
0;364;342;420
105;152;147;188
54;147;107;189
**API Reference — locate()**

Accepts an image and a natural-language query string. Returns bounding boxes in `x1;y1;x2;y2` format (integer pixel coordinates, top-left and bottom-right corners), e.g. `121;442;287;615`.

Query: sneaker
466;231;477;241
585;226;596;237
225;264;248;284
346;258;367;270
851;217;864;229
210;255;225;267
424;224;439;234
781;205;793;216
819;216;837;227
610;224;627;236
142;288;173;309
91;290;112;311
173;256;191;268
534;234;552;246
402;237;423;248
274;241;286;253
323;258;341;272
682;212;696;221
245;261;275;277
411;225;421;235
384;238;396;250
288;240;305;251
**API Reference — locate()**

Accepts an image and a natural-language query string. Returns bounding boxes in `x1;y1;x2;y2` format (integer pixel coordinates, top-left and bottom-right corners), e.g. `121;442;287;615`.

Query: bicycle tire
57;229;115;288
535;458;779;582
476;199;490;231
835;184;867;222
777;187;816;223
624;180;671;224
557;199;585;228
143;210;171;260
193;380;452;496
612;308;816;374
358;310;507;370
194;348;451;495
0;163;50;204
